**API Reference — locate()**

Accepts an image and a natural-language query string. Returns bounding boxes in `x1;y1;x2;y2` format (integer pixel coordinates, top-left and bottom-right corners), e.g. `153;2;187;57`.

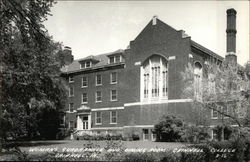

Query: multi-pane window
162;61;168;97
82;93;87;103
109;55;121;64
82;76;88;87
69;103;74;112
111;90;117;101
80;61;92;69
59;114;65;125
144;74;149;98
194;62;202;101
96;91;102;102
69;121;74;129
69;86;74;97
69;76;74;82
115;55;121;63
143;61;150;98
96;74;102;86
110;111;117;124
110;72;117;84
109;56;115;64
212;109;218;119
95;112;102;124
142;55;168;99
208;74;216;94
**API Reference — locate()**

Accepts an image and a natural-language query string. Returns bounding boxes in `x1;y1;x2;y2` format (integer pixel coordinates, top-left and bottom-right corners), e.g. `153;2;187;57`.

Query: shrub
123;127;141;141
154;115;184;142
75;132;123;141
181;126;210;143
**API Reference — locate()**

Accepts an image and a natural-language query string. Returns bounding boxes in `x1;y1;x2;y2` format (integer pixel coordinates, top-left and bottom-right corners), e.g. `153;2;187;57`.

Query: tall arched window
194;62;202;101
142;55;168;100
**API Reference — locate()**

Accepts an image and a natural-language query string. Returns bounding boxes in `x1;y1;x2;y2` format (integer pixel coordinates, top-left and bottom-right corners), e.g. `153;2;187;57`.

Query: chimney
225;8;237;65
152;15;158;25
63;46;74;65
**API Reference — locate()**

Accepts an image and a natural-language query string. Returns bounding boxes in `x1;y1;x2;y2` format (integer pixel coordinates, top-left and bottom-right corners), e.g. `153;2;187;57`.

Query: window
109;55;121;64
194;62;202;101
111;90;117;101
208;74;216;94
59;114;65;125
110;111;117;124
82;76;88;87
115;55;121;63
109;56;115;64
142;55;168;99
69;76;74;82
95;112;102;125
110;72;117;84
80;61;92;69
82;93;87;104
96;74;102;86
212;109;218;119
69;103;74;112
96;91;102;102
69;121;74;129
69;86;74;97
85;61;91;68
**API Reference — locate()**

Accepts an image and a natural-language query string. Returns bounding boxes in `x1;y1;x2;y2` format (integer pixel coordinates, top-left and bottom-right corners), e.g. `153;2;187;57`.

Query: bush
123;128;141;141
154;115;184;142
75;132;123;141
181;126;210;143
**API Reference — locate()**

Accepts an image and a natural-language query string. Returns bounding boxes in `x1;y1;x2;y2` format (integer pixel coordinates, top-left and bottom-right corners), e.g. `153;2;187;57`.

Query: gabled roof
61;49;124;73
191;40;224;61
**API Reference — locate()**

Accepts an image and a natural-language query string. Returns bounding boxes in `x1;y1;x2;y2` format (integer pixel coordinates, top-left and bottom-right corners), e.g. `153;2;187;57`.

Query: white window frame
211;108;218;119
109;55;121;64
141;56;168;101
96;91;102;103
96;74;102;86
69;76;74;83
82;93;88;104
69;86;74;97
95;112;102;125
109;56;115;64
110;72;117;84
115;55;121;63
69;121;74;129
82;76;88;88
80;61;92;69
110;110;117;124
69;103;74;112
110;90;117;101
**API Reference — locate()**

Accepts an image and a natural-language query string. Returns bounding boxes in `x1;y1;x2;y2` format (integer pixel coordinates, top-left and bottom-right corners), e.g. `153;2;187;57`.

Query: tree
0;0;67;142
181;60;250;140
154;115;184;142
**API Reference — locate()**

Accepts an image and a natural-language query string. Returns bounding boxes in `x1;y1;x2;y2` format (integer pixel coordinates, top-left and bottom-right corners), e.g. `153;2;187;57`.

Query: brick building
61;9;242;140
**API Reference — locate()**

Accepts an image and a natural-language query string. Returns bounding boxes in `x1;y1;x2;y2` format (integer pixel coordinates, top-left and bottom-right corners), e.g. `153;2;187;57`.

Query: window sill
82;102;88;104
110;123;117;125
69;81;74;83
66;111;77;113
110;99;118;102
69;95;74;97
110;82;117;85
81;86;87;88
95;123;102;125
96;84;102;86
95;101;102;103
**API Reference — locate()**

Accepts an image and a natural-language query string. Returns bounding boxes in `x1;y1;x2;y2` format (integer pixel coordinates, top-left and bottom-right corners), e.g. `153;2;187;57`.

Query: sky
44;1;249;66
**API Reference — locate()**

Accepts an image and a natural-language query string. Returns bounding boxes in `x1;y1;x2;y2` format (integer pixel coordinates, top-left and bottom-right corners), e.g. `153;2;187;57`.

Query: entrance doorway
82;116;88;130
143;129;149;140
